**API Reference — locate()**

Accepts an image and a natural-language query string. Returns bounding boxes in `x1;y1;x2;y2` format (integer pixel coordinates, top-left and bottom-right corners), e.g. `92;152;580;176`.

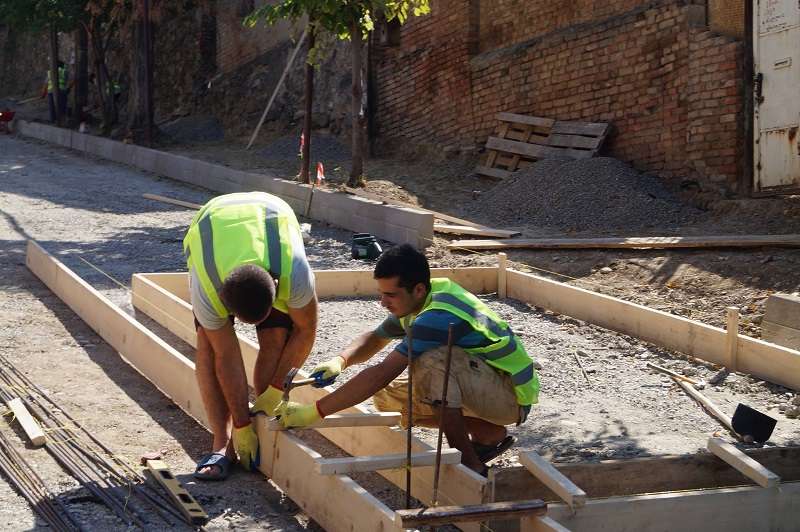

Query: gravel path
1;135;798;531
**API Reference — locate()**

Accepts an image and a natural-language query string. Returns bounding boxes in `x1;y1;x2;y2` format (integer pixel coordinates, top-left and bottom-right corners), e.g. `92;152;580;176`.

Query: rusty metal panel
754;0;800;194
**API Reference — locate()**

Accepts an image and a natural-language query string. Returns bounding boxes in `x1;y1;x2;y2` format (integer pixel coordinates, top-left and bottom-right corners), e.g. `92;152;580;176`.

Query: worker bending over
184;192;318;480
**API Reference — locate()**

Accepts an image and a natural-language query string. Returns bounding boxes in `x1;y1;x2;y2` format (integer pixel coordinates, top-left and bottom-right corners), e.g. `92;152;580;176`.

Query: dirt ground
1;112;800;531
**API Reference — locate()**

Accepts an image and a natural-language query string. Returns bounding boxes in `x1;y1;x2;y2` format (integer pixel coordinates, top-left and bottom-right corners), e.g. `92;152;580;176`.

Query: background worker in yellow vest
40;60;74;123
274;244;539;477
184;192;318;480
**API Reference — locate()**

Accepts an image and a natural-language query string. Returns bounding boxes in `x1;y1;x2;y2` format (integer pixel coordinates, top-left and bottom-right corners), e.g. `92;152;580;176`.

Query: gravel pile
257;134;352;161
161;115;225;142
462;157;707;231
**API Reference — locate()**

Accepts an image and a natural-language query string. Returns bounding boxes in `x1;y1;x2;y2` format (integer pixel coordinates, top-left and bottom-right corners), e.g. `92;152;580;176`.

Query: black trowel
731;403;778;444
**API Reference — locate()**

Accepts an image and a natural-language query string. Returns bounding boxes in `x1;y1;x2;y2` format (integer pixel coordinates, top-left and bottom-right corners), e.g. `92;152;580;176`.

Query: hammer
282;367;317;402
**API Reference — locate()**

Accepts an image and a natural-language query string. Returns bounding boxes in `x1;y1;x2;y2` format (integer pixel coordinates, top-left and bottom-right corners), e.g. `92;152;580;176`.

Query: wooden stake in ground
246;32;307;150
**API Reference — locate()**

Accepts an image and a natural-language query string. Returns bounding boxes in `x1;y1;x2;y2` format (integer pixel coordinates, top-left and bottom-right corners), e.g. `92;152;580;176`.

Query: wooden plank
474;165;512;180
25;240;209;428
6;398;46;446
506;269;800;391
525;516;572;532
434;224;520;238
497;113;555;129
266;412;402;431
486;136;595;160
518;451;586;508
396;500;547;528
546;133;603;150
493;448;800;503
536;482;800;532
267;428;403;531
142;193;203;210
707;437;780;488
550;120;610;137
315;448;461;475
448;234;800;251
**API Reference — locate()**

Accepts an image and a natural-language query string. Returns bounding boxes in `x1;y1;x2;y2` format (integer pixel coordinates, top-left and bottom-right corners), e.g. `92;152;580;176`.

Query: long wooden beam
531;482;800;531
506;270;800;390
315;449;461;475
25;240;209;427
448;234;800;250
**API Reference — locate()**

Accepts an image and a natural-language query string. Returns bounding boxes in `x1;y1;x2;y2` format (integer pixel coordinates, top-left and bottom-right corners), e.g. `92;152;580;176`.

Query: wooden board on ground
449;234;800;251
6;397;46;446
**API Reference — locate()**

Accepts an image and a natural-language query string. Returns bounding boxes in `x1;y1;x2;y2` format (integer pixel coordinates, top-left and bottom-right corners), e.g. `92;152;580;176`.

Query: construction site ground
1;113;800;530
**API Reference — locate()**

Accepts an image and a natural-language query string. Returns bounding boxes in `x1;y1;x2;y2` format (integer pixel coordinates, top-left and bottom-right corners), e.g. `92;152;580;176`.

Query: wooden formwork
25;239;800;531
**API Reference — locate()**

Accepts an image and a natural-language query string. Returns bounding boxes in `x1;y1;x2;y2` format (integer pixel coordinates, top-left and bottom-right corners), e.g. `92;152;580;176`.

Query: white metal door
753;0;800;195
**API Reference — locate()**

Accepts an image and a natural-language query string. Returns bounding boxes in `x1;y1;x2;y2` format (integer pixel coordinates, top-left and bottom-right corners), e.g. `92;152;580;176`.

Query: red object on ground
0;110;15;134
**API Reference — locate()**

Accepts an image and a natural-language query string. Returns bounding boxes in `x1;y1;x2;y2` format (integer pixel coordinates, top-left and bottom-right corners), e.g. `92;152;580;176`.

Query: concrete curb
15;120;434;248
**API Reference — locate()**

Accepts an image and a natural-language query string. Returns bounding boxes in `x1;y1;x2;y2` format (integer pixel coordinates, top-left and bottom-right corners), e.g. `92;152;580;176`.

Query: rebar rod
405;328;414;509
431;323;455;507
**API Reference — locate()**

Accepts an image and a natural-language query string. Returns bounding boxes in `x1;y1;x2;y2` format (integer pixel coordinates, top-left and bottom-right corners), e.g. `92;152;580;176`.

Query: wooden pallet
475;113;611;180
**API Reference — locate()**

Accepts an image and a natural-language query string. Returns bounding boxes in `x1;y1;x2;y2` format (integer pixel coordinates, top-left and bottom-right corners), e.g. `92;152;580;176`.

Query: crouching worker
184;192;318;480
274;244;538;477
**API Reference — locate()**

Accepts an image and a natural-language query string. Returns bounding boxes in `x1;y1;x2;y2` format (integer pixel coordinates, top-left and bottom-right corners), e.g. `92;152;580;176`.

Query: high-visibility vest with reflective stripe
45;68;67;92
404;278;539;405
183;192;298;317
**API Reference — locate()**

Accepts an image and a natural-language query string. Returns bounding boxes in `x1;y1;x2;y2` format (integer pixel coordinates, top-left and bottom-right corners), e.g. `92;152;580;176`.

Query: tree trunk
49;25;63;127
347;21;365;188
301;23;315;185
127;12;155;142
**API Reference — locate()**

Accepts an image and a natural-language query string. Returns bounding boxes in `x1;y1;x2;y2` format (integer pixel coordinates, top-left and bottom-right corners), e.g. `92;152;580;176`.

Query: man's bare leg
254;327;290;396
435;406;487;474
195;326;236;476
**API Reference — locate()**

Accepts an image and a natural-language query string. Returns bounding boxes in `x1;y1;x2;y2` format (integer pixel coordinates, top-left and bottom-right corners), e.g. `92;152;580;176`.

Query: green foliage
245;0;429;41
0;0;88;33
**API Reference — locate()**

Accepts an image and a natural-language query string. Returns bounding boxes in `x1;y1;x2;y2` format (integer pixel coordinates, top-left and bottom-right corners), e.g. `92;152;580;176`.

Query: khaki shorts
373;346;524;429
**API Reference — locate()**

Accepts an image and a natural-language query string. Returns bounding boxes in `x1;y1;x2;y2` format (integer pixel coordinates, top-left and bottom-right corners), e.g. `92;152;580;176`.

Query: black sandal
472;435;517;463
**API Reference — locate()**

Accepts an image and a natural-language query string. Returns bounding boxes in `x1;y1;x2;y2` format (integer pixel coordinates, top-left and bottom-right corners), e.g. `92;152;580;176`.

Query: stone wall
370;0;748;192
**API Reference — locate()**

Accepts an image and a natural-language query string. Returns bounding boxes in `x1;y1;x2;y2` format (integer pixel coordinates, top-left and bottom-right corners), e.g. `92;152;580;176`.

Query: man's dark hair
373;243;431;293
219;264;275;323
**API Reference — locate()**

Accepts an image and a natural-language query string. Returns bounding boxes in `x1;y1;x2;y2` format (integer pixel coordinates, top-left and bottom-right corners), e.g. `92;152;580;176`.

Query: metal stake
431;323;455;507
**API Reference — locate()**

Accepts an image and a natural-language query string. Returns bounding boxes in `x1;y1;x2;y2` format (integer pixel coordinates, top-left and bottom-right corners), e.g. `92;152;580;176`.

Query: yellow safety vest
45;68;67;93
404;278;540;405
183;192;299;316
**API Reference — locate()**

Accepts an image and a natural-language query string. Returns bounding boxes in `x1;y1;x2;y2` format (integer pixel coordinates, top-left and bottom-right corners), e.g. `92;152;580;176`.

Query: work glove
234;421;260;471
40;91;46;99
309;355;347;388
250;385;284;417
273;401;323;429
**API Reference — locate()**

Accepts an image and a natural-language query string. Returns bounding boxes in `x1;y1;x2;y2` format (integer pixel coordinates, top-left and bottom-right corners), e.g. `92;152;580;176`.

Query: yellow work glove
309;355;347;388
250;385;284;417
273;401;323;429
234;421;259;471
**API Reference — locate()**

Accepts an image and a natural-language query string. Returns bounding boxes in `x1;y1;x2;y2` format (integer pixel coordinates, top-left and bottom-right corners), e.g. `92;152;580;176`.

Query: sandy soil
1;126;799;531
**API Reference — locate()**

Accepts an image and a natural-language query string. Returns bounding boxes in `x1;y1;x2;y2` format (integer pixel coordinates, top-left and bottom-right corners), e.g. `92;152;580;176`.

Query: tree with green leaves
246;0;430;188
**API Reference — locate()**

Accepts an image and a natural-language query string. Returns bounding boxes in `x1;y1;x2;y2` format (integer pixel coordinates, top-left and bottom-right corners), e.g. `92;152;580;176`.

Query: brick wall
371;0;747;192
216;1;298;72
710;0;746;38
